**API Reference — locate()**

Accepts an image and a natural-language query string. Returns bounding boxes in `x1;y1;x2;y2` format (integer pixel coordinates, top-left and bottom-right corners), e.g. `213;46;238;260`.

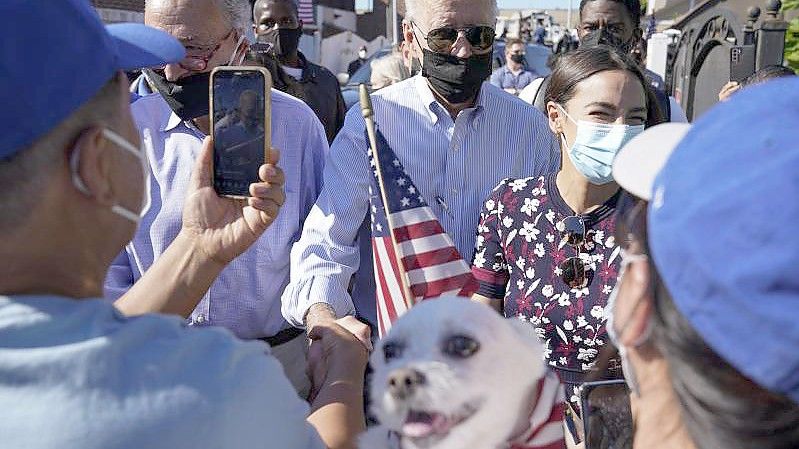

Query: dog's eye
383;341;404;362
443;335;480;358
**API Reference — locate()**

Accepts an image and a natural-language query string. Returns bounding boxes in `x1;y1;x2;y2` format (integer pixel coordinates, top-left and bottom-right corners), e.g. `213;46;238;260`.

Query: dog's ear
506;318;546;379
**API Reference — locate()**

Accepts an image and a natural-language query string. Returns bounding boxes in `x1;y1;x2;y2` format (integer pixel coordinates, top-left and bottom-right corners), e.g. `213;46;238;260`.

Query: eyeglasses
411;22;495;53
157;28;237;73
557;216;590;289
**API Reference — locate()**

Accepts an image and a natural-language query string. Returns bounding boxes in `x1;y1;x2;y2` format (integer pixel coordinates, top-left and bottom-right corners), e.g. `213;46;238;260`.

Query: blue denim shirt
490;66;540;92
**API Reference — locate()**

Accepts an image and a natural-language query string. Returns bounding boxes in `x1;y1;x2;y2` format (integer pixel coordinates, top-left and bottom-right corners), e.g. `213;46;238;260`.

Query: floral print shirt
472;174;622;375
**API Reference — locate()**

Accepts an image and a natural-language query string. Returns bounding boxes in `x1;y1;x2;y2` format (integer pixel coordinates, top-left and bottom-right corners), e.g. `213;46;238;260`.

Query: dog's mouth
400;402;480;441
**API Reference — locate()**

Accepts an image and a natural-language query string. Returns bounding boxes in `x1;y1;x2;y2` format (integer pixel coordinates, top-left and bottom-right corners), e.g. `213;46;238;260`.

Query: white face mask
605;250;650;396
558;105;645;185
70;128;151;224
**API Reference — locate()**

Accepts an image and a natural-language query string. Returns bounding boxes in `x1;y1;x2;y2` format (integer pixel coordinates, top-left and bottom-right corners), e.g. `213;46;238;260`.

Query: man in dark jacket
252;0;346;143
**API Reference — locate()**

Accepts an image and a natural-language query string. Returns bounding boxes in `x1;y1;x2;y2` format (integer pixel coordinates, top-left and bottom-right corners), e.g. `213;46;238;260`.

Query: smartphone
210;66;272;198
580;380;633;449
730;45;756;83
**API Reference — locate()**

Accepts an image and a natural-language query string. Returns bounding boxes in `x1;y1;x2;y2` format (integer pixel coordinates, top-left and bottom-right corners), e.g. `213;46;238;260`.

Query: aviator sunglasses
557;215;590;289
411;22;495;53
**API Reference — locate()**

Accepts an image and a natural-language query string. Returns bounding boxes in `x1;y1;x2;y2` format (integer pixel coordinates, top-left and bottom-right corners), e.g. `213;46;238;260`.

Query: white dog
360;297;565;449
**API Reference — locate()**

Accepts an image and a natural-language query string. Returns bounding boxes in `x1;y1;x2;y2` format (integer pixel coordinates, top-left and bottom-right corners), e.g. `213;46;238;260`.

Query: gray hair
214;0;252;33
404;0;498;25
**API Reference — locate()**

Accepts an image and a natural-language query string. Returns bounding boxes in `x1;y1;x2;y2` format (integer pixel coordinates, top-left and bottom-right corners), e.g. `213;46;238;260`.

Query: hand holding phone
210;66;272;198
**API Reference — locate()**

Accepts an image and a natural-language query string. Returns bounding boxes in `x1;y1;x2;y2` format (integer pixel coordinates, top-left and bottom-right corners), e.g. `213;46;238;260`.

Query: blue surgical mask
559;105;644;185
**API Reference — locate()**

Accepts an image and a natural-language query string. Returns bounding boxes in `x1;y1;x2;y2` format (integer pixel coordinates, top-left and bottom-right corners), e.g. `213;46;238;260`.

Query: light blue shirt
104;90;328;339
281;75;559;326
0;294;325;449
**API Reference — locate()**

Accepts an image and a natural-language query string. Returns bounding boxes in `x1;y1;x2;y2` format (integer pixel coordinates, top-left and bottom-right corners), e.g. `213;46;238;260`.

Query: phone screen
212;69;268;197
581;380;633;449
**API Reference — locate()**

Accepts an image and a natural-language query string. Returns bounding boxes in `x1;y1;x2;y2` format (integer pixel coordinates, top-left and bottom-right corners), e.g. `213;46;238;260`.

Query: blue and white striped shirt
281;75;559;326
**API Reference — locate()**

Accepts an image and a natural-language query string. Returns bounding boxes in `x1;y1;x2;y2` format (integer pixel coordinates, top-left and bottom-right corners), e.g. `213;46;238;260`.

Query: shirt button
195;315;207;324
451;188;458;195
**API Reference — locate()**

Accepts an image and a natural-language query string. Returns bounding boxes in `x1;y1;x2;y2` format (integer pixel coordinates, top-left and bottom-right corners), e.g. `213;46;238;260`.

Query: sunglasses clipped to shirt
412;22;495;53
557;215;590;289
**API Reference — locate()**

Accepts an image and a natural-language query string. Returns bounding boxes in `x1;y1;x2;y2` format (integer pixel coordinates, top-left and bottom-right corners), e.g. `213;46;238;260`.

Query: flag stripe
402;247;463;271
390;207;438;227
410;272;476;298
382;236;412;311
393;219;445;243
397;233;452;256
372;240;394;336
374;238;403;320
406;260;473;285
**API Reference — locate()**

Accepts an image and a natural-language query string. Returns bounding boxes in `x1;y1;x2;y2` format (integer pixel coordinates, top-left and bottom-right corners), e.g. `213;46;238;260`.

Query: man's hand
180;137;285;266
305;303;372;350
718;81;740;102
306;320;370;404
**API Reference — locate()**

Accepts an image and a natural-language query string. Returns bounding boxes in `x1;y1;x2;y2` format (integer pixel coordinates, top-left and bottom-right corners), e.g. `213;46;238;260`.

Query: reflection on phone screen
583;381;633;449
213;71;266;197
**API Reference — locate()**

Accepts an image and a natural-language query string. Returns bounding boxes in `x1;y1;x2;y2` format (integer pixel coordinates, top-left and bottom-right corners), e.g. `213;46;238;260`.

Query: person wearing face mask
608;79;799;449
282;0;559;340
113;0;345;399
519;0;687;124
0;1;370;448
251;0;346;144
472;46;665;421
348;46;369;77
490;38;540;96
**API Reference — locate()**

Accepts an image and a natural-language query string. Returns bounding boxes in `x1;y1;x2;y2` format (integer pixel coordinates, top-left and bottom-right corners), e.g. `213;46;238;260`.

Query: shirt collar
413;74;487;128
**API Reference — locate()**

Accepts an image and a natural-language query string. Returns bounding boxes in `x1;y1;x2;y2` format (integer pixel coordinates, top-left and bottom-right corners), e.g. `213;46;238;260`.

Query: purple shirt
104;90;328;340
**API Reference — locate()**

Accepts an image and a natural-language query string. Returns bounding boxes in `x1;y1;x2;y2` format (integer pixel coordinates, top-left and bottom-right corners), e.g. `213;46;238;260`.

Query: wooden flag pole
359;84;416;307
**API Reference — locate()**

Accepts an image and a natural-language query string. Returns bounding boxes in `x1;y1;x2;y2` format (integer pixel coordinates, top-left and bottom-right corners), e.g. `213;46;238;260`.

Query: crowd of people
1;0;798;448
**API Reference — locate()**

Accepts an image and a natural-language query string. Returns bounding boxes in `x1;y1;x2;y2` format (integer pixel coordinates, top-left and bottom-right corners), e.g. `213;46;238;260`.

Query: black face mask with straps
420;48;493;104
143;69;211;121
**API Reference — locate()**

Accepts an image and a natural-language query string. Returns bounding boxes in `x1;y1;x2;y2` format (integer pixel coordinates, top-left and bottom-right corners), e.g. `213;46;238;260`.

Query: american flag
298;0;315;26
509;371;566;449
367;128;478;336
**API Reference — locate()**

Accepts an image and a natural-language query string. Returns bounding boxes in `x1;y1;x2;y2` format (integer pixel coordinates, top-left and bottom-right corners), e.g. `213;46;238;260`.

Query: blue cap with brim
0;0;185;159
649;77;799;404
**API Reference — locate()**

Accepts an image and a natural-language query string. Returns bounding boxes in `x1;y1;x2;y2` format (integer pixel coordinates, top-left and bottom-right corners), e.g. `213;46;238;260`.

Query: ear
71;126;116;207
546;101;564;135
506;318;546;379
402;21;414;47
617;259;654;347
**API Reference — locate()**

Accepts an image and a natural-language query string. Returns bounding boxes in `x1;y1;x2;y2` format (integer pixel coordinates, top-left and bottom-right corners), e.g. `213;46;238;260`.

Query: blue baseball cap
0;0;185;159
649;77;799;404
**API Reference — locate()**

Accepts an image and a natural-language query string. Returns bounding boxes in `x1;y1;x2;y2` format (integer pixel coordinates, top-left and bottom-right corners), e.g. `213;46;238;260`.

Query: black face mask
143;69;210;121
421;48;493;104
259;27;302;58
580;27;635;54
510;53;526;64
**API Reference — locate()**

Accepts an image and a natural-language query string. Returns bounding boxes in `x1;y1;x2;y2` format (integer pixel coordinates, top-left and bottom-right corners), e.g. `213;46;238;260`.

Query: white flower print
535;327;546;339
590;305;605;319
554;266;563;277
573;335;583;343
592;253;605;264
519;221;540;242
557;293;572;307
605;235;616;248
573;287;590;298
559;357;568;366
520;197;540;216
510;179;529;192
563;320;574;331
496;201;505;215
516;255;526;271
517;279;525;291
546;233;555;243
542;284;554;297
602;285;613;295
541;316;551;324
502;216;514;228
473;250;486;268
593;230;605;244
545;210;556;224
484;199;496;212
577;316;588;328
577;347;599;361
534;243;545;257
475;235;485;249
477;223;489;234
525;267;536;280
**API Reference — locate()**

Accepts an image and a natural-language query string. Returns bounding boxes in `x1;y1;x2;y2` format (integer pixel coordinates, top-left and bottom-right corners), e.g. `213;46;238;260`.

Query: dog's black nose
387;368;426;399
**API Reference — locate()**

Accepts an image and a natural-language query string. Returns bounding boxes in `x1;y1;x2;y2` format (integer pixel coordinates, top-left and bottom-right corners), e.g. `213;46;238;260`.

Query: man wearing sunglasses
282;0;558;337
107;0;332;398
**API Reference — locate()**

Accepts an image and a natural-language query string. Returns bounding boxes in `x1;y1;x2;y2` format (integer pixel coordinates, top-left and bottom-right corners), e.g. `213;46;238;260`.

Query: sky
355;0;573;12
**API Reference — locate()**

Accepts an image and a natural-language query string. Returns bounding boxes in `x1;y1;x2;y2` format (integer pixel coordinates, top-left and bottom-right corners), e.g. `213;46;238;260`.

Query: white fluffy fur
361;297;547;449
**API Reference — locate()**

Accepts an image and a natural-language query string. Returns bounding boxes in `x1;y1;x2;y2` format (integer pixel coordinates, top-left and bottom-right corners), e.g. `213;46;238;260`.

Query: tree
784;0;799;72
